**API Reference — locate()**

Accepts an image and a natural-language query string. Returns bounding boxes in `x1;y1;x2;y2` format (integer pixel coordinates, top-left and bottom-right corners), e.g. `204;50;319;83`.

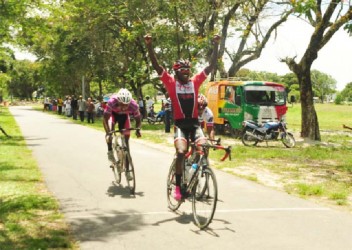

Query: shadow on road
106;182;144;199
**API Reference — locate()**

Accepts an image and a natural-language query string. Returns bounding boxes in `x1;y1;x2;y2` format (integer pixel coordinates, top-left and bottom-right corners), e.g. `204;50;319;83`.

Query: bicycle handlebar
109;128;140;134
186;137;232;161
197;142;232;161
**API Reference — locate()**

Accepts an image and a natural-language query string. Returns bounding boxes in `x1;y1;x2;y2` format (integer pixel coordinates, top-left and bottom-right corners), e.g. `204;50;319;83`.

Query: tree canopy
1;0;351;140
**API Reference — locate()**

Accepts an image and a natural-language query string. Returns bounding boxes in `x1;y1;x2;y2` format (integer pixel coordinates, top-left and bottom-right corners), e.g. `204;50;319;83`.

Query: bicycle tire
112;165;121;184
112;142;122;184
166;159;182;211
192;167;218;229
125;151;136;195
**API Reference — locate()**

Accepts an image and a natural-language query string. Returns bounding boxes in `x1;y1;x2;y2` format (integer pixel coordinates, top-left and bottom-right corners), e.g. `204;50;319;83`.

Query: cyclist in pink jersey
144;34;220;200
103;88;142;167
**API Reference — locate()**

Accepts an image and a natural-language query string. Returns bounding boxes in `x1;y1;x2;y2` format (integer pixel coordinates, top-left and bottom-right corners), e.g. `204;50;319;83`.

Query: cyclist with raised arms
198;93;215;142
103;88;142;179
144;34;220;200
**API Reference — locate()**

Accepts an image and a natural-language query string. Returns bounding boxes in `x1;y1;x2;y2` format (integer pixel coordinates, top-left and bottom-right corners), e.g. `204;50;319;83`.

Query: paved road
10;106;352;250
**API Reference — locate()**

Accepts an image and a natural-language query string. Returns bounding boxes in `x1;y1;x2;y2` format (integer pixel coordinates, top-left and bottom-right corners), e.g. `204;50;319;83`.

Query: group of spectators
43;95;105;123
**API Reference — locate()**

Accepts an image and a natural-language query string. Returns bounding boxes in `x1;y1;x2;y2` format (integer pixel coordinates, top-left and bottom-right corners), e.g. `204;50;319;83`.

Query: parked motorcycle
147;109;165;124
241;120;295;148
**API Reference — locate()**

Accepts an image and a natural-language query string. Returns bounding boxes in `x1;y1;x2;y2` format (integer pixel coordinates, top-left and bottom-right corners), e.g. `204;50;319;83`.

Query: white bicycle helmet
116;88;132;104
198;93;208;109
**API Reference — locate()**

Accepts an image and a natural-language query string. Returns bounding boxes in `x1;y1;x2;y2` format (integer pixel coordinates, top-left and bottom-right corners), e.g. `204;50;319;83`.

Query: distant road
10;106;352;250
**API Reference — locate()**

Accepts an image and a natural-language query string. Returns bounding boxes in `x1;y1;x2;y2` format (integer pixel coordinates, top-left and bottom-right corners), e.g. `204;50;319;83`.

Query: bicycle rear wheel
166;159;182;211
192;167;218;229
125;151;136;195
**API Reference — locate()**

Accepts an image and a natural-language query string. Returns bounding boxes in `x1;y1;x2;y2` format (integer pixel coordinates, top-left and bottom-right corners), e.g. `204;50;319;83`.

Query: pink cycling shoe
174;186;182;201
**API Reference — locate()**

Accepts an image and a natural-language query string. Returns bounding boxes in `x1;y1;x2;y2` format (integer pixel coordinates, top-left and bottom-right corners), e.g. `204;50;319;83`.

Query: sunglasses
177;67;190;72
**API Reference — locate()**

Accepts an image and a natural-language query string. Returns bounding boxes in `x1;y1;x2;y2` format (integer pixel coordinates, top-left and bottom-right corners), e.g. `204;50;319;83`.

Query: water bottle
189;163;198;178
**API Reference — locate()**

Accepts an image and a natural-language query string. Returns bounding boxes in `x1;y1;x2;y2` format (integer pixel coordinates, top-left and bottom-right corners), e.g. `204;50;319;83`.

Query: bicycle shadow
152;210;194;226
151;210;236;236
106;182;144;199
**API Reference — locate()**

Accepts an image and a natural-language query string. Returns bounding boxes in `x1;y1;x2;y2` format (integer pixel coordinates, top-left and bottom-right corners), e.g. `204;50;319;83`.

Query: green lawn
287;103;352;131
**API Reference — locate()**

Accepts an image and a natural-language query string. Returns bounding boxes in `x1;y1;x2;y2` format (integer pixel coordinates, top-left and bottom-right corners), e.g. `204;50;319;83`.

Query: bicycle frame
109;128;139;194
167;137;232;229
185;139;231;193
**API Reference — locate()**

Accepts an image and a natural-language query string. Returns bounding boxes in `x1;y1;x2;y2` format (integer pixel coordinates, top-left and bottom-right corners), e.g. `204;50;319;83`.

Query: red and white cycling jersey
198;107;214;127
160;69;208;121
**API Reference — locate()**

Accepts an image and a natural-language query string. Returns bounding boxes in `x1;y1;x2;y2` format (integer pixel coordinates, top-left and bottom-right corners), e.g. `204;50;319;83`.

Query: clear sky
244;17;352;91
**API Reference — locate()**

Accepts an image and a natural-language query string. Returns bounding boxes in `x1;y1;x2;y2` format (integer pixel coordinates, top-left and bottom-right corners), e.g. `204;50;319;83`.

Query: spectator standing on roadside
138;97;145;119
43;97;50;111
145;95;154;117
71;95;78;120
57;97;63;115
65;96;72;117
86;97;95;123
77;95;86;122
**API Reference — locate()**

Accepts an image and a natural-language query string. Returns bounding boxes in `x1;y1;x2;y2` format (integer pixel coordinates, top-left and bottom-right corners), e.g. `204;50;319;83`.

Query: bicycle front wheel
166;159;182;211
125;151;136;195
192;167;218;229
112;165;121;184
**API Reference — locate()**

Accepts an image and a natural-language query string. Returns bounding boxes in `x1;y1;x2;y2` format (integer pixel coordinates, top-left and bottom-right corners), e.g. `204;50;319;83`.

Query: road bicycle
166;138;231;229
109;128;139;195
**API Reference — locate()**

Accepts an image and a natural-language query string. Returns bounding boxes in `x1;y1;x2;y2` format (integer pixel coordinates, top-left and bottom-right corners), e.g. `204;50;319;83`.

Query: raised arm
204;35;221;75
144;35;163;75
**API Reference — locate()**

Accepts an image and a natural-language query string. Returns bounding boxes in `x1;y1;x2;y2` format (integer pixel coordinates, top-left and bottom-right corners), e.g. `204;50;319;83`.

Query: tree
311;70;336;103
281;0;352;140
340;82;352;101
8;60;41;100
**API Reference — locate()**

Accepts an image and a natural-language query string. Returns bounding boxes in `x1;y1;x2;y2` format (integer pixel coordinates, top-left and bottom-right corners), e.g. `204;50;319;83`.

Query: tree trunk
298;70;321;140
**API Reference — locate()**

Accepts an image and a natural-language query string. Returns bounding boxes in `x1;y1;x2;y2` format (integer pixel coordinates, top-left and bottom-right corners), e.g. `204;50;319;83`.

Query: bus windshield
244;85;286;106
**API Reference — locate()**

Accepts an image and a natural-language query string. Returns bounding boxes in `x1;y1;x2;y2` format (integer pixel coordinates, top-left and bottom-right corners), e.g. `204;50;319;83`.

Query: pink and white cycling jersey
104;95;140;118
198;107;214;127
160;69;208;121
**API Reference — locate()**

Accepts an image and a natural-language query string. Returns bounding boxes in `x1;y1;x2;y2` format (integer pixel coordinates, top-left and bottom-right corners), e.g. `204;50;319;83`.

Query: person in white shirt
145;95;154;117
198;94;215;141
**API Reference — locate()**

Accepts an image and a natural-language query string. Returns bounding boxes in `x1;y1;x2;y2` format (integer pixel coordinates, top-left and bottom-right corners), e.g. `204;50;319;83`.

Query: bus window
245;90;285;105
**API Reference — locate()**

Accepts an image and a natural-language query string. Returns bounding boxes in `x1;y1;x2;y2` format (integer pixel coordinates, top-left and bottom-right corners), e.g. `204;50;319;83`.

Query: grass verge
0;107;78;249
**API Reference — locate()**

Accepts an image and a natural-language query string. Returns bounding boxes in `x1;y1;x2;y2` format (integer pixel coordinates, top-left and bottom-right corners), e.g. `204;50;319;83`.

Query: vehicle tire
241;129;259;146
125;151;136;195
282;133;296;148
166;158;182;211
147;118;155;124
192;167;218;229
